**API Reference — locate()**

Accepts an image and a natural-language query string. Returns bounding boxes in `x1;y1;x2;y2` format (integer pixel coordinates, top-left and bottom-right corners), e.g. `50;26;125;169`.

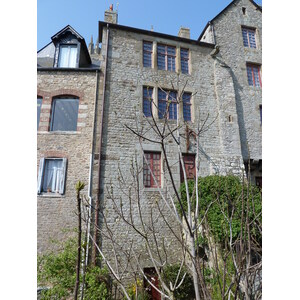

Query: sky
37;0;262;50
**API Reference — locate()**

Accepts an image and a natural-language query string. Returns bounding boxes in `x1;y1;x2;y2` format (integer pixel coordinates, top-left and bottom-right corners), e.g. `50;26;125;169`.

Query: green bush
179;175;262;247
37;238;111;299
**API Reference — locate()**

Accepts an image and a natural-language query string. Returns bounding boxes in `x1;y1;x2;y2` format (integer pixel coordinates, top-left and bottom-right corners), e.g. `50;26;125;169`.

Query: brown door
180;154;196;183
144;268;161;300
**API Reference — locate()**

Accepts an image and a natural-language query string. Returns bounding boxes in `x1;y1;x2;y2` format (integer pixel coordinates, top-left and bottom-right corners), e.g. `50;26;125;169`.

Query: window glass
58;45;77;68
143;152;161;187
157;44;176;71
181;48;189;74
247;64;261;87
143;87;153;117
158;89;177;119
242;28;257;48
37;97;42;130
143;41;152;67
42;159;64;193
51;98;79;131
183;93;192;121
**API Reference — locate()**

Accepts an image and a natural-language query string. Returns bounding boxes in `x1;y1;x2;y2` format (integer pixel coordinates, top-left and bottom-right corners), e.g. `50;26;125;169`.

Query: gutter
92;23;110;266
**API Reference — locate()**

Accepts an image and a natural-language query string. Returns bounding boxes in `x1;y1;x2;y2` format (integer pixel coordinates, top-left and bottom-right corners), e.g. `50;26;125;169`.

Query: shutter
37;158;45;194
59;158;67;194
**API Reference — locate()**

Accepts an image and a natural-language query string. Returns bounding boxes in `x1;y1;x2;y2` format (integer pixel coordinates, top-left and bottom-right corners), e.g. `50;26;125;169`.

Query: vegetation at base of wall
162;264;195;300
37;238;111;300
179;175;262;247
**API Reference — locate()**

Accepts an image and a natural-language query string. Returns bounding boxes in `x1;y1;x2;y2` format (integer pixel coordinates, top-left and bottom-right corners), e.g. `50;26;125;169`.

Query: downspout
80;69;99;300
92;23;110;266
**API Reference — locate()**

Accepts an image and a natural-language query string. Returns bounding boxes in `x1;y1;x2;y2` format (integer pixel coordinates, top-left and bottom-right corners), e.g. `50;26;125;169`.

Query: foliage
162;264;195;300
179;175;262;247
127;278;150;300
37;238;111;300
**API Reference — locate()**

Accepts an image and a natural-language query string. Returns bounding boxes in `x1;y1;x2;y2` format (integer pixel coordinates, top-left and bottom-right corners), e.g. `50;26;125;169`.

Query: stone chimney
104;4;118;24
178;27;190;39
88;35;94;54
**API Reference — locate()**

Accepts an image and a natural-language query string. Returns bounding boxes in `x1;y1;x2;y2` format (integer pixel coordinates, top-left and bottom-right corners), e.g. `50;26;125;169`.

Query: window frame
143;152;161;188
50;96;80;132
143;86;153;117
180;48;189;74
242;27;257;49
143;41;153;68
37;158;67;195
57;44;78;68
246;63;262;87
158;89;177;120
182;92;192;121
157;44;176;71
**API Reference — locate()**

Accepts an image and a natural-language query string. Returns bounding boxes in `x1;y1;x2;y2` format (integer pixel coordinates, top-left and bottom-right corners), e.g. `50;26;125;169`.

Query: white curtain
58;45;77;67
43;160;63;193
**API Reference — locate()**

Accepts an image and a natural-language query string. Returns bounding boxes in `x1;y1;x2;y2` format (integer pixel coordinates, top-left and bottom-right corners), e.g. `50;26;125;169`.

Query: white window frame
58;44;78;68
37;158;67;195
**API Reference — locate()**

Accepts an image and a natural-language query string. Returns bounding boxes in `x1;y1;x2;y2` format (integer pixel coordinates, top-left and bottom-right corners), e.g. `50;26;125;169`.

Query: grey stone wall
211;0;262;162
98;24;246;280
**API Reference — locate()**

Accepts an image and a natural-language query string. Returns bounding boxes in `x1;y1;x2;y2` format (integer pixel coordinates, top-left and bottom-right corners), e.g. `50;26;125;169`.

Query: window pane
42;159;63;193
143;87;153;117
181;48;189;74
143;152;161;187
183;93;191;121
37;97;42;130
58;45;77;67
143;42;152;67
51;98;79;131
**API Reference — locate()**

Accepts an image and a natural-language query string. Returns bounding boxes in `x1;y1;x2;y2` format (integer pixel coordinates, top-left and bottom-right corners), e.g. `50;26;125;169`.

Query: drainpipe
92;23;110;266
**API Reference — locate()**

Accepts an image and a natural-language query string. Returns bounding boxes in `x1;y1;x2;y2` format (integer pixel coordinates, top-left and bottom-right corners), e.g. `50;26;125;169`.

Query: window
180;48;189;74
37;97;42;130
182;92;192;121
143;87;153;117
37;158;67;194
247;64;262;87
50;97;79;131
180;154;196;183
157;44;176;71
242;27;257;48
242;7;246;15
158;89;177;119
143;41;153;68
143;152;161;188
58;45;77;68
255;176;262;189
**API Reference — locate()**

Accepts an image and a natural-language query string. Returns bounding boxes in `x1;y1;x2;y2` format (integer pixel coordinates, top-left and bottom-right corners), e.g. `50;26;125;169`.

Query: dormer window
58;45;78;68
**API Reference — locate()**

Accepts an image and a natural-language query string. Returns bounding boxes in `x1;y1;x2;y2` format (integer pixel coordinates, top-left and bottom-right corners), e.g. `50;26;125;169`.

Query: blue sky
37;0;262;50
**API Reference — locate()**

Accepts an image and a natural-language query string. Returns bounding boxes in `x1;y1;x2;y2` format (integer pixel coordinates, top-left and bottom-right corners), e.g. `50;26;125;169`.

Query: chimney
178;27;190;39
88;35;94;54
104;4;118;24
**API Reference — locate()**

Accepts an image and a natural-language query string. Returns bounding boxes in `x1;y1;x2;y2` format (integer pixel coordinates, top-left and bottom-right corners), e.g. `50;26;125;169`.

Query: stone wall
98;25;246;280
37;70;102;253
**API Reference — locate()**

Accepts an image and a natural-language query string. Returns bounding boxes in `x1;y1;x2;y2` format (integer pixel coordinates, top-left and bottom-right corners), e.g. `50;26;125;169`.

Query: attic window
242;7;246;15
58;45;77;68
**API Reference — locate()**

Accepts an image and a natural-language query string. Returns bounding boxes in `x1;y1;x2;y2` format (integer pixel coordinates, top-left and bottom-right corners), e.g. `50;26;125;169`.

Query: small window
37;97;42;130
255;176;262;189
58;45;78;68
247;64;262;87
242;27;257;48
157;44;176;71
180;48;189;74
143;87;153;117
182;92;192;121
180;154;196;183
158;89;177;119
37;158;67;194
143;41;153;68
50;97;79;131
242;7;246;15
143;152;161;188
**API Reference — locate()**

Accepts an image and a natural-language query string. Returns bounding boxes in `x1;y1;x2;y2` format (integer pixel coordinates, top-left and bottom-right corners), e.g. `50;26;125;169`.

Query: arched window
50;96;79;131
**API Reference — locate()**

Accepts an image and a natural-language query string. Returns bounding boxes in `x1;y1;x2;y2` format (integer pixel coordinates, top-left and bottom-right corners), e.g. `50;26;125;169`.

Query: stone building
37;0;262;290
